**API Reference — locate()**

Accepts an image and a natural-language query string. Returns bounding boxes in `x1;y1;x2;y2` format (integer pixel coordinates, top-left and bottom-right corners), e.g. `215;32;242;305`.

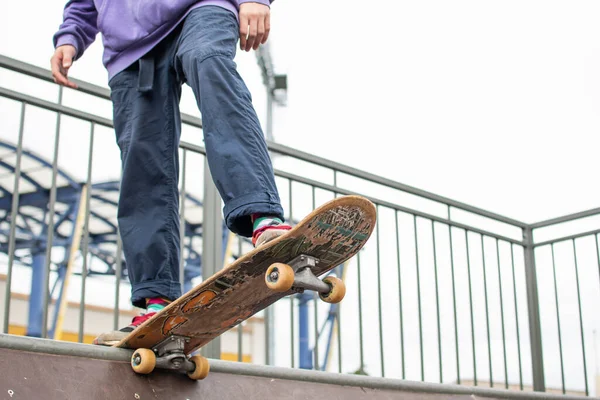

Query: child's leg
175;6;290;241
94;32;184;345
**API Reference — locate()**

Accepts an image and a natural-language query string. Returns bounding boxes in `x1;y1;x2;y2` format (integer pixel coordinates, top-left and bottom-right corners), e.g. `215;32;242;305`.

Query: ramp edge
0;334;592;400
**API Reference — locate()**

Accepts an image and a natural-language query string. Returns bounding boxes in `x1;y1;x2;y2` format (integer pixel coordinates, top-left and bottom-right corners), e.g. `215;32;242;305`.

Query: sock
252;214;284;232
146;297;170;313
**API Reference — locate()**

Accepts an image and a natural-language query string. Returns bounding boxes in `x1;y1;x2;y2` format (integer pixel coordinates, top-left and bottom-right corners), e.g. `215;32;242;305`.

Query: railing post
201;159;222;359
522;226;545;391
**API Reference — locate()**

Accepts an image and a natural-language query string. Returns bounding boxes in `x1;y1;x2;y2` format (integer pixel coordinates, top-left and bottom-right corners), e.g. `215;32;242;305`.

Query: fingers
246;17;258;51
50;53;63;84
239;14;248;51
262;14;270;45
239;4;271;52
50;46;78;89
62;52;73;71
254;17;264;50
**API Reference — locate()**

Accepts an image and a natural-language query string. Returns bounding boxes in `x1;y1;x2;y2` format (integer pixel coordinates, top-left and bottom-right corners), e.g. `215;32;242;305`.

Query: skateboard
116;195;377;380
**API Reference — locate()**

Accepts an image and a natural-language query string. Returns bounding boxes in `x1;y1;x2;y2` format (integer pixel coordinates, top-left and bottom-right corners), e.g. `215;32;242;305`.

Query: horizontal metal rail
0;54;111;100
267;141;528;229
533;228;600;248
530;207;600;229
0;54;203;129
0;334;590;400
0;86;113;127
274;169;525;245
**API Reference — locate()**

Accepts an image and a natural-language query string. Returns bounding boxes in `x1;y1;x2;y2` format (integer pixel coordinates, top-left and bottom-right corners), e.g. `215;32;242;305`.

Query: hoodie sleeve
52;0;99;61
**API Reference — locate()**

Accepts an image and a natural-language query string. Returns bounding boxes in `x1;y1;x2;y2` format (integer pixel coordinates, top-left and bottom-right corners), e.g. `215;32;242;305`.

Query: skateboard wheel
188;355;210;380
319;276;346;304
265;263;295;292
131;348;156;374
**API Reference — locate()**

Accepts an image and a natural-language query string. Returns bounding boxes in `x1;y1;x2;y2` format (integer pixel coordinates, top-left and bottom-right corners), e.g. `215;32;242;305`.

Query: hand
239;2;270;52
50;45;78;89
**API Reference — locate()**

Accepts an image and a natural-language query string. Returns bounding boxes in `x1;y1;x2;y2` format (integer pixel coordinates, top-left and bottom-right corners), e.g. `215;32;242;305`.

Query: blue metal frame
0;140;226;338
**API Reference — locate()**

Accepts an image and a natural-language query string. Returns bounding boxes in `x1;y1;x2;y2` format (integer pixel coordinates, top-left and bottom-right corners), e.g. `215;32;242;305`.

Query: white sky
1;0;600;394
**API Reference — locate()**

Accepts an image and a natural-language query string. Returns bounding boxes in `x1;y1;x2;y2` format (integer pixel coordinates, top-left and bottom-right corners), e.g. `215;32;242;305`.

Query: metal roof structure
0;138;223;280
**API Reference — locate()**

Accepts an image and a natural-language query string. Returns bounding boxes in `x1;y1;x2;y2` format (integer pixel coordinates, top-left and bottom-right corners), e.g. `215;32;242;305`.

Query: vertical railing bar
510;244;524;390
290;291;295;368
265;312;270;364
336;299;341;373
376;204;385;377
238;237;243;363
550;244;565;394
332;178;342;374
495;239;508;389
395;210;405;380
77;122;95;342
179;150;187;292
313;291;319;370
289;179;294;368
448;205;460;384
357;251;365;372
332;173;342;373
2;102;26;334
41;86;64;338
595;234;600;296
431;220;443;383
572;239;589;396
265;300;270;363
448;225;461;384
113;171;124;332
465;230;477;385
480;234;493;387
113;231;123;330
113;167;123;332
413;215;424;381
523;226;545;392
312;186;319;369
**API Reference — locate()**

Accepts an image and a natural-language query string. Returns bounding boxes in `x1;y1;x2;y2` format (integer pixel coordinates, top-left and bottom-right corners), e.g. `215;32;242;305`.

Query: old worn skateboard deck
117;195;376;379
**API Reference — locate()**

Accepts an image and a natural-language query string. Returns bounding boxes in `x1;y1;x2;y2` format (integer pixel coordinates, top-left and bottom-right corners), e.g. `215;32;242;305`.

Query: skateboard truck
265;254;346;303
130;335;210;380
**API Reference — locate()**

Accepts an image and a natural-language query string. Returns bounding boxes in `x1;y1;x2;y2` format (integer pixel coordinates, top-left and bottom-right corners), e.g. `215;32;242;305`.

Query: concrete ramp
0;335;592;400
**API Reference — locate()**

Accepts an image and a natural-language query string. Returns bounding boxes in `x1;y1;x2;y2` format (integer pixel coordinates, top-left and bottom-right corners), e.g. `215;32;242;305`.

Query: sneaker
252;216;292;247
92;298;170;346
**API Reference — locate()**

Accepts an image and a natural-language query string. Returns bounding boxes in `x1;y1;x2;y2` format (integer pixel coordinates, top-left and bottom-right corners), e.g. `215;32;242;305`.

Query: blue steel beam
298;292;312;369
0;185;80;209
0;142;80;189
26;253;46;337
0;159;45;193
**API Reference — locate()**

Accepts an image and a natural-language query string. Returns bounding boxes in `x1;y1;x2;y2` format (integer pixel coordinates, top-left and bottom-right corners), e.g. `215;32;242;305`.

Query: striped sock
252;214;284;232
146;298;170;313
251;214;292;246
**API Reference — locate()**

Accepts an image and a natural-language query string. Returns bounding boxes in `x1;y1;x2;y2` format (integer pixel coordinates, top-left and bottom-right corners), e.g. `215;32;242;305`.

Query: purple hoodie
53;0;271;80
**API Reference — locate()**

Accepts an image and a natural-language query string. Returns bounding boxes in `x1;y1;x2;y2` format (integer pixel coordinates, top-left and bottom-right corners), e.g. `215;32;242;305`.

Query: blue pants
108;6;284;308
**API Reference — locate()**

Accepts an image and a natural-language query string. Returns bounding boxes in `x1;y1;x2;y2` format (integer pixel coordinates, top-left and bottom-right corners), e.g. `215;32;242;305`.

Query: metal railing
0;54;599;397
